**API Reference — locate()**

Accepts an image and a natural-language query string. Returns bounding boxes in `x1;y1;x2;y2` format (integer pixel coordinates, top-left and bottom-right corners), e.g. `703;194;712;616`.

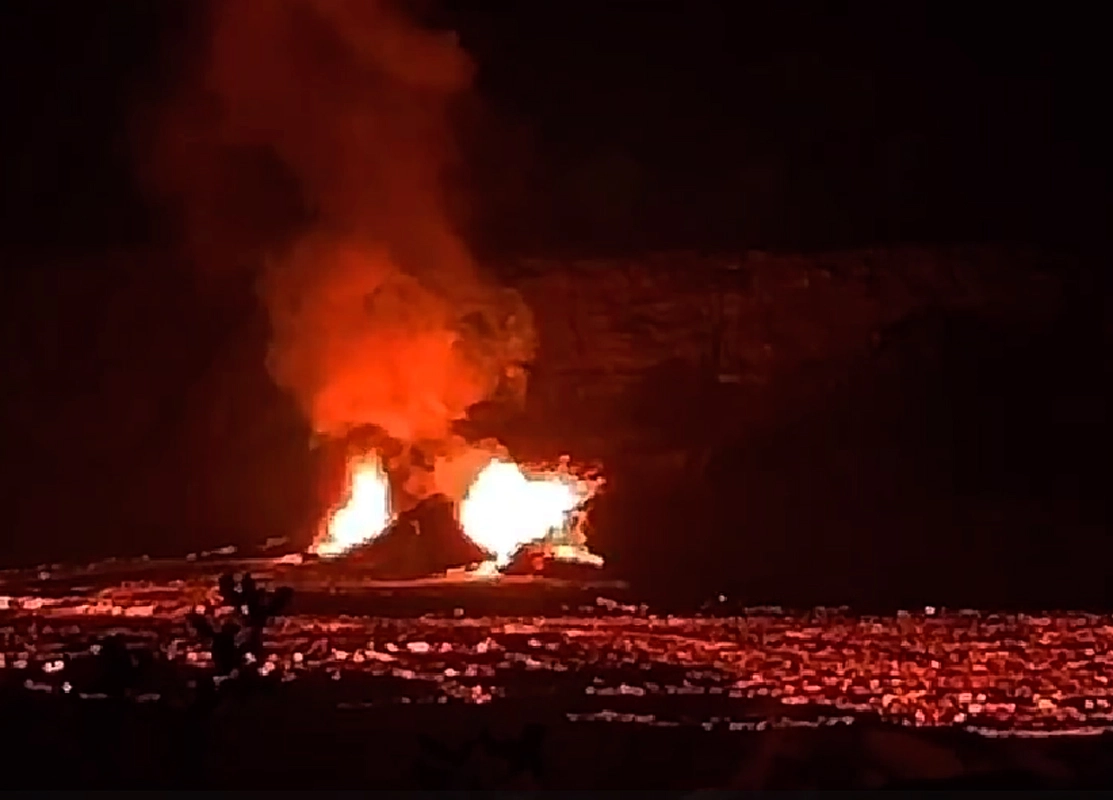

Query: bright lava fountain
460;459;592;565
310;453;602;568
313;456;391;558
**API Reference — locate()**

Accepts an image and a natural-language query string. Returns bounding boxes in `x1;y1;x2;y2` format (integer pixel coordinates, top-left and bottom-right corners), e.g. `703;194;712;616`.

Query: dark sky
1;0;1109;255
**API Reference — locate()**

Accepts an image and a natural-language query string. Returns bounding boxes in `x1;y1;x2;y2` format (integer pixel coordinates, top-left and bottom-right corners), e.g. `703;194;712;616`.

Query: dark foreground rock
2;686;1112;789
344;494;491;579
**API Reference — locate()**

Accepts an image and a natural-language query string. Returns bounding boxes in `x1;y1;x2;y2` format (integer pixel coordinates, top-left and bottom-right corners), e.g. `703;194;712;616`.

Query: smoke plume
147;0;535;443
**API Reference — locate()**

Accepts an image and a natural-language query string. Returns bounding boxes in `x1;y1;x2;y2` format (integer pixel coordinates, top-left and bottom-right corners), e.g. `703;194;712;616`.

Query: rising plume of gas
146;0;535;443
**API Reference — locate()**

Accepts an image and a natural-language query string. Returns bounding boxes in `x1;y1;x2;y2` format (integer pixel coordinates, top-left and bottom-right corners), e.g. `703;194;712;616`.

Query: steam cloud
148;0;536;443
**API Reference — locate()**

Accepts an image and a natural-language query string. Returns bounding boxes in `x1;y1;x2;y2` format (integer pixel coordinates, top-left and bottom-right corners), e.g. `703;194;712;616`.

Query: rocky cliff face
486;247;1102;607
491;247;1062;454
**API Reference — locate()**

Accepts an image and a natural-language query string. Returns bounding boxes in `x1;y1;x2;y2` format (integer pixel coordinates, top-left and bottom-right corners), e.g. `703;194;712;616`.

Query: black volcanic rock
346;494;491;579
503;544;605;580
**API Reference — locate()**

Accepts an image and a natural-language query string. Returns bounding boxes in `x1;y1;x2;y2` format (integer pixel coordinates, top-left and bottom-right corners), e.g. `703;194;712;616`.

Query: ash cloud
146;0;535;443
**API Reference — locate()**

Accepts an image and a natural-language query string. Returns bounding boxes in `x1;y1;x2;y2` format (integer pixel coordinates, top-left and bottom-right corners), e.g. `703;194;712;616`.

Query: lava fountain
310;451;603;568
459;459;598;565
312;455;391;557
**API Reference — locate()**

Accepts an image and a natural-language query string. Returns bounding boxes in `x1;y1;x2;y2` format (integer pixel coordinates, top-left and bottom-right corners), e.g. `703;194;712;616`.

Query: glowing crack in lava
459;459;598;566
312;455;390;557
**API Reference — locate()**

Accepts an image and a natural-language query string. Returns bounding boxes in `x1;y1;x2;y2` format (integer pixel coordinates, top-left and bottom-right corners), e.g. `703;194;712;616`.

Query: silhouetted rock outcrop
346;494;491;579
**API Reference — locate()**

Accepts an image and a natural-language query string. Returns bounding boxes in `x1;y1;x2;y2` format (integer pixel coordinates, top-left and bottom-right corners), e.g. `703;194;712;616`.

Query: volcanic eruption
146;0;602;574
312;445;604;573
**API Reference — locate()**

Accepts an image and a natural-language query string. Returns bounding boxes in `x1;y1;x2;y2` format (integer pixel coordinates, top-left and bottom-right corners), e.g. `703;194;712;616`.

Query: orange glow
312;455;391;557
459;459;599;565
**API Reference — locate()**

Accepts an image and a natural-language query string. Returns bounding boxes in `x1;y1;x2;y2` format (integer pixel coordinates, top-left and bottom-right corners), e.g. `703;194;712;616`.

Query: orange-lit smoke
148;0;535;443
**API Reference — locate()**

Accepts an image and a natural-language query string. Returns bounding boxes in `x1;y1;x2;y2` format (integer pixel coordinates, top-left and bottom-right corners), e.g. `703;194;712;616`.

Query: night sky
0;1;1106;602
2;1;1108;254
